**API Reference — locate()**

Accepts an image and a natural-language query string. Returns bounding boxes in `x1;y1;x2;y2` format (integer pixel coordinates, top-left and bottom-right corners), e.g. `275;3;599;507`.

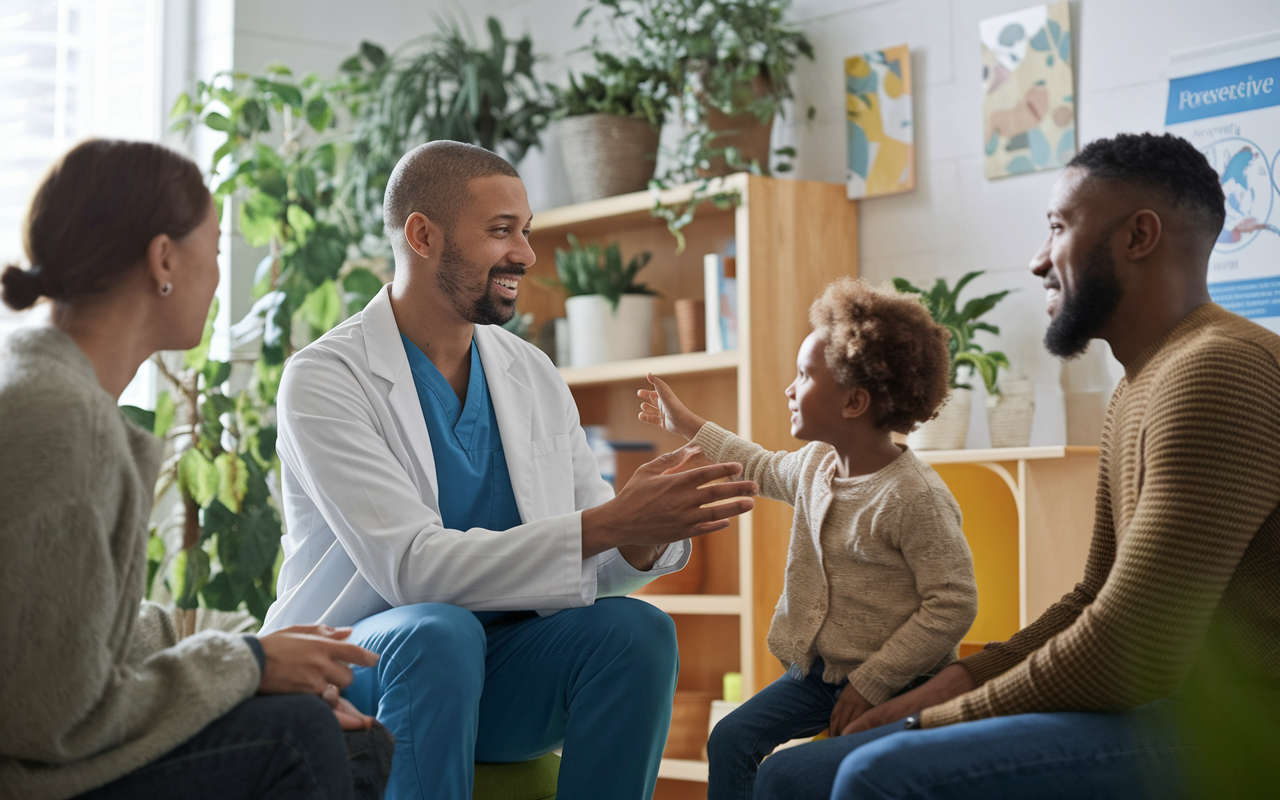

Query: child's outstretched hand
638;374;707;441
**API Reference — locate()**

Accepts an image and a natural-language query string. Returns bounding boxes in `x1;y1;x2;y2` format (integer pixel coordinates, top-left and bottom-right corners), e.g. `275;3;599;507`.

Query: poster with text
979;1;1076;179
1166;53;1280;333
846;44;914;199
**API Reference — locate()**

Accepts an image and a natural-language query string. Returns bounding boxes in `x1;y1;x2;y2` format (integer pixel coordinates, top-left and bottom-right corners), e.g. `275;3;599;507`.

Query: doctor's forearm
581;505;623;558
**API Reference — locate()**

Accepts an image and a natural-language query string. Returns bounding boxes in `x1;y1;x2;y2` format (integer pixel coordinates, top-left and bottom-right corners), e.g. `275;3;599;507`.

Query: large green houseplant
162;64;385;626
893;271;1011;450
340;17;556;239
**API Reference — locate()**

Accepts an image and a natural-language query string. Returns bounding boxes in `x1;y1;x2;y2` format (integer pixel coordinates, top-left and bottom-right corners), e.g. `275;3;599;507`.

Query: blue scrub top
400;334;523;535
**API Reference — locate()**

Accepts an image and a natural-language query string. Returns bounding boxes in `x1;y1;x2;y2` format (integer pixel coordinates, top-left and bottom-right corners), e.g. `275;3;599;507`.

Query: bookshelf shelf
658;758;710;782
636;594;746;616
558;350;739;387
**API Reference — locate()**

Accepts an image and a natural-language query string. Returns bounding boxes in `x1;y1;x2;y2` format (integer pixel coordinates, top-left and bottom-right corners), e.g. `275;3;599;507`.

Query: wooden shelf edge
659;758;710;782
635;594;744;615
914;445;1100;465
533;174;750;231
559;350;740;386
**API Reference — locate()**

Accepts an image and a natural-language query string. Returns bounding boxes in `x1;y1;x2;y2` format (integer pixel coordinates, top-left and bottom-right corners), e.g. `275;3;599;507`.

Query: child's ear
842;388;872;419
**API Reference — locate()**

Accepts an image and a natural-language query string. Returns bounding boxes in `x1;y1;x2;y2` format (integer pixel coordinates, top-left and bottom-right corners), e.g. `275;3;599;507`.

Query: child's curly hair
808;277;952;434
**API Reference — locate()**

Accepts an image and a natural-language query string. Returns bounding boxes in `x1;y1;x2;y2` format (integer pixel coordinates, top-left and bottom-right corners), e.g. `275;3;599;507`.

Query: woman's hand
638;374;706;441
829;685;873;737
257;624;380;698
322;683;376;731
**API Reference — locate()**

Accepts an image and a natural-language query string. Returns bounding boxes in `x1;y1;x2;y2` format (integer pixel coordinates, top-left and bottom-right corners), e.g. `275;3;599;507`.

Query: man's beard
435;237;521;326
1043;236;1124;359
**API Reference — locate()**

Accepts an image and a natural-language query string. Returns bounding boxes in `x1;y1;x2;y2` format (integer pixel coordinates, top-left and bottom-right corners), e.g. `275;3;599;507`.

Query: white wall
202;0;1280;446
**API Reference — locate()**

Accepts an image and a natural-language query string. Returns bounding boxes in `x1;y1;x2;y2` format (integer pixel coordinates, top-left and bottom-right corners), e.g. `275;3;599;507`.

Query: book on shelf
703;253;738;353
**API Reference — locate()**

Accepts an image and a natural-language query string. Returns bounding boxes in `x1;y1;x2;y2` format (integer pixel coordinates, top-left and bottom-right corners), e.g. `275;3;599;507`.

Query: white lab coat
260;286;688;633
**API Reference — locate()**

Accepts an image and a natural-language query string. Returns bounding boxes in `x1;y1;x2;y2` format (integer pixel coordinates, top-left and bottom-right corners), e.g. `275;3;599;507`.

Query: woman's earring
159;282;172;297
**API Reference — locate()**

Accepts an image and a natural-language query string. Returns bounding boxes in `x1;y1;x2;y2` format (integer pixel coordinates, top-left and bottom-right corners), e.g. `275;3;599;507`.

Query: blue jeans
77;694;375;800
344;597;679;800
753;700;1192;800
708;660;927;800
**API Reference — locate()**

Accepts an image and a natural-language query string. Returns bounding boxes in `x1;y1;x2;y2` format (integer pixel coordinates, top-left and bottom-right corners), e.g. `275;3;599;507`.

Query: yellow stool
472;753;560;800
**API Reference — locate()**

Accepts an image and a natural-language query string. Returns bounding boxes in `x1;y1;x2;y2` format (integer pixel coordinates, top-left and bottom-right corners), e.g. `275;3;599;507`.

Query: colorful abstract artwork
845;44;914;199
980;1;1076;179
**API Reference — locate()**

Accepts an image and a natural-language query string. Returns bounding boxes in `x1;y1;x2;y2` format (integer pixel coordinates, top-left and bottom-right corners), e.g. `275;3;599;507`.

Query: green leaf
339;54;363;73
204;111;233;131
342;267;385;315
119;405;156;433
257;424;278;463
170;91;191;119
268;81;304;108
297;279;342;336
285;204;316;245
265;61;292;76
171;544;210;610
183;297;218;372
201;359;231;390
255;360;284;406
153;390;176;437
145;532;165;600
178;448;220;508
239;189;284;247
305;95;332;131
260;291;292;365
214;452;250;513
360;41;387;68
200;571;239;611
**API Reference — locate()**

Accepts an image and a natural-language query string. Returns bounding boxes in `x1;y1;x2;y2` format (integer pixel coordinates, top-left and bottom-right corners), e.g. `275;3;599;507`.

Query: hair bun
1;264;44;311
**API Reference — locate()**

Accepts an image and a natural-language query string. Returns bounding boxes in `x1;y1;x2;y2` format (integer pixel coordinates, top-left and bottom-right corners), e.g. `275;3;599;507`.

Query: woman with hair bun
0;139;389;800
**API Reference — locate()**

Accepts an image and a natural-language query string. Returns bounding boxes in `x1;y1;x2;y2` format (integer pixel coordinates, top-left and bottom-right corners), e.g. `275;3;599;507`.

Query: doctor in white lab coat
260;141;757;800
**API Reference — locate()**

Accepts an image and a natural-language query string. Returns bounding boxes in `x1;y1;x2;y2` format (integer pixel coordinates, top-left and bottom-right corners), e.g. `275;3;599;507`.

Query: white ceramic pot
986;378;1036;448
565;293;656;368
907;388;972;451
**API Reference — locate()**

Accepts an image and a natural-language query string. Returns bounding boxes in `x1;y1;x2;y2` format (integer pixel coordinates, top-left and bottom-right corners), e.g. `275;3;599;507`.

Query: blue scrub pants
752;700;1192;800
344;597;679;800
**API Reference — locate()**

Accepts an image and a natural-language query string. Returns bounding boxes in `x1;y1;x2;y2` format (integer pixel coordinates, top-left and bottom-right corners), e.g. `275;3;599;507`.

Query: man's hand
638;374;706;441
257;624;380;697
841;663;977;735
830;685;873;737
582;444;756;558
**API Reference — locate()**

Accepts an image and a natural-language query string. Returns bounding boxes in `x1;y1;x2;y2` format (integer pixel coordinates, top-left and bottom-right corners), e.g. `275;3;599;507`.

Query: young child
638;277;978;800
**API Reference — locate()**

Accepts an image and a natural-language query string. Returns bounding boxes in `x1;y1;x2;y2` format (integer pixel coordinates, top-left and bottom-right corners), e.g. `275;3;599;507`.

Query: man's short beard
1044;236;1124;359
435;237;519;326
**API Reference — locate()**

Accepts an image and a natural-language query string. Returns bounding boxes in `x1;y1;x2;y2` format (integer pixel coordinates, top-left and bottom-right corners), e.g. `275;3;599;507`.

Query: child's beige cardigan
693;423;978;703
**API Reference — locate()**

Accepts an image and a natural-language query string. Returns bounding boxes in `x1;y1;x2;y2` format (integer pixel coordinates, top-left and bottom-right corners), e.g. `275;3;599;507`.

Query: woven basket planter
986;378;1035;448
557;113;661;203
907;388;972;451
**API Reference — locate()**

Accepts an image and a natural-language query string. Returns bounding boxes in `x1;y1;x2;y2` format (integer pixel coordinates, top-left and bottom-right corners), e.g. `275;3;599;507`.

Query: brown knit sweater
923;304;1280;727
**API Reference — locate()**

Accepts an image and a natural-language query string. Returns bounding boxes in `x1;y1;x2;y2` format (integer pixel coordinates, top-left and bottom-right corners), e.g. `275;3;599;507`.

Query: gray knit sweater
0;327;261;800
693;423;979;704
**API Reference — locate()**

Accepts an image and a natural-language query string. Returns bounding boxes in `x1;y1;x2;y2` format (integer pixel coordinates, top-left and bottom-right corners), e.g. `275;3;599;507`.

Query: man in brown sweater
755;133;1280;800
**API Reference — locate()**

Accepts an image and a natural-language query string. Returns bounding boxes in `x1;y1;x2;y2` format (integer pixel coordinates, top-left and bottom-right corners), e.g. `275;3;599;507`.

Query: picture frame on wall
980;0;1077;179
845;44;915;199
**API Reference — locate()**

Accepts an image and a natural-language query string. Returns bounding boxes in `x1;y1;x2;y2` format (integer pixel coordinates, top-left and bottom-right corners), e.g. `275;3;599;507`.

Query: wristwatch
902;715;922;730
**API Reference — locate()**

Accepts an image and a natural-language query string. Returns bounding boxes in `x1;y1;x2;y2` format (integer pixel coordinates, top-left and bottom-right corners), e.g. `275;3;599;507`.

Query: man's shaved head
383;141;520;251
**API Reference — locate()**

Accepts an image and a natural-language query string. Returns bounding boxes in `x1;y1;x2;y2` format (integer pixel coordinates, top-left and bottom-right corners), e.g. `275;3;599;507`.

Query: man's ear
404;212;441;260
842;387;873;420
1124;209;1162;262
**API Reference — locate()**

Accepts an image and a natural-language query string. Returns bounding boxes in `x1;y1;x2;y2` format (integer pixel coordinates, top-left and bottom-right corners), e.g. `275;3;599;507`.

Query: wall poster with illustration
845;44;914;199
980;0;1076;179
1166;34;1280;334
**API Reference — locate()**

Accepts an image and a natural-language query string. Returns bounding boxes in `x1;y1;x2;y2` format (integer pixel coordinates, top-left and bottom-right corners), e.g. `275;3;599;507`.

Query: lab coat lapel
360;287;438;502
475;327;534;523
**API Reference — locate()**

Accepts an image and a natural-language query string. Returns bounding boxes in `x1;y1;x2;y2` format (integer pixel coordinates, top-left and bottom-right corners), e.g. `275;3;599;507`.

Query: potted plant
553;234;657;367
986;373;1035;448
554;53;674;203
582;0;813;177
892;271;1010;450
338;17;556;238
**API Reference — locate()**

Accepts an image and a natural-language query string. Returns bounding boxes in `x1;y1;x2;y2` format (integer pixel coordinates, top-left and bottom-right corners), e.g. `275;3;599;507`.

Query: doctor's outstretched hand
581;444;756;560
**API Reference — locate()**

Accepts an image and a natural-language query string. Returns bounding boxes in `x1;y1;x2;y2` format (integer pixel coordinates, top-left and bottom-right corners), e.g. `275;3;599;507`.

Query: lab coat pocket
531;433;575;512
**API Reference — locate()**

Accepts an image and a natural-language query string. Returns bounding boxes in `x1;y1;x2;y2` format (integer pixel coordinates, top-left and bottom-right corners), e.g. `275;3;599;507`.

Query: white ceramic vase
565;293;656;368
907;388;972;451
985;378;1036;448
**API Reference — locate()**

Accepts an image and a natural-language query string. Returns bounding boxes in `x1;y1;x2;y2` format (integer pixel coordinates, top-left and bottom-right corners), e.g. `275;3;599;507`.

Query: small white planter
565;293;656;368
986;378;1035;448
907;388;972;451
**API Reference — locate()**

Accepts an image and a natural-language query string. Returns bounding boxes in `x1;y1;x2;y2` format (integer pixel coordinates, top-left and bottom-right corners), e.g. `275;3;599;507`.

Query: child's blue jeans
707;659;926;800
